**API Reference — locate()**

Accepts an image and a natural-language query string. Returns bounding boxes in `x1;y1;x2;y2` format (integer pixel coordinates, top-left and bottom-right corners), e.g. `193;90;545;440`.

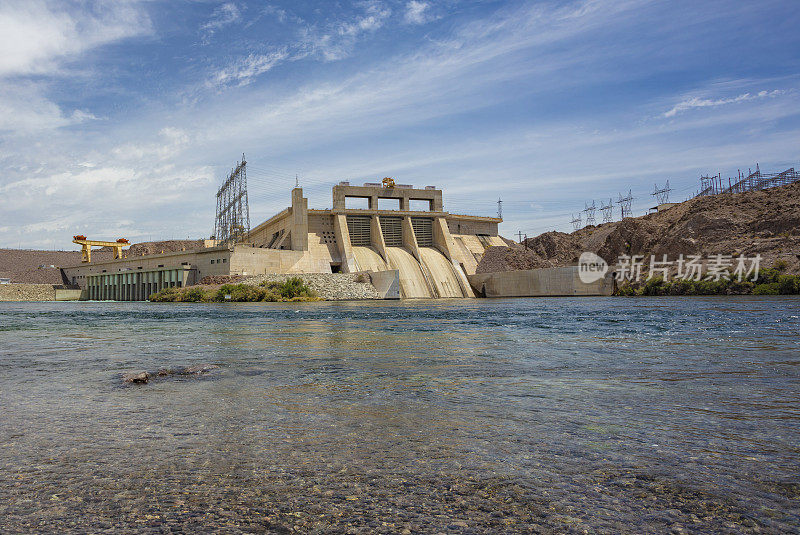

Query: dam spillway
418;246;468;298
352;246;389;273
385;246;433;298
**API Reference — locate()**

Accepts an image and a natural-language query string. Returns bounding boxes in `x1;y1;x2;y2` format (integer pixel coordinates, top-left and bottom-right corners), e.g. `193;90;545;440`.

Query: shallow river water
1;297;799;534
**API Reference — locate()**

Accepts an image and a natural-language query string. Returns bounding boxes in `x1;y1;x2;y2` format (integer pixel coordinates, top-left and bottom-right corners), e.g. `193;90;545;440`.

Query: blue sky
0;0;799;248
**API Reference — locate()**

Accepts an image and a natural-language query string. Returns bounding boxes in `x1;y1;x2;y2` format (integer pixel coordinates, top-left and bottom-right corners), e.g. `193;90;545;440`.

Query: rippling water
1;297;799;533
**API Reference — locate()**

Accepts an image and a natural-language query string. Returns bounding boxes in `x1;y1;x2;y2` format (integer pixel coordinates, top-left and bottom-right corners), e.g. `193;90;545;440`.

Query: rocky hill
478;181;800;275
123;239;204;257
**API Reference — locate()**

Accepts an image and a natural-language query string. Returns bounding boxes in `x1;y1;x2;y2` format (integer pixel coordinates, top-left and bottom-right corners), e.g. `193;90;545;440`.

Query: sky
0;0;799;248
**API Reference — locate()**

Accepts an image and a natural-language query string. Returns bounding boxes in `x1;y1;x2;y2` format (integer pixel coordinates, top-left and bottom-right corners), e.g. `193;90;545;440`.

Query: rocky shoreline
241;273;381;301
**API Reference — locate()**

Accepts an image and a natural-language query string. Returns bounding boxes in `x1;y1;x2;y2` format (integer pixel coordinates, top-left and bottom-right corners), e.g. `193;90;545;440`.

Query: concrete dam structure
62;182;507;300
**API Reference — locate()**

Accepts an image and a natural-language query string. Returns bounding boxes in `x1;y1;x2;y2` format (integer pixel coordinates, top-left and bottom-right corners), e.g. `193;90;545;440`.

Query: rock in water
122;371;149;384
183;364;220;375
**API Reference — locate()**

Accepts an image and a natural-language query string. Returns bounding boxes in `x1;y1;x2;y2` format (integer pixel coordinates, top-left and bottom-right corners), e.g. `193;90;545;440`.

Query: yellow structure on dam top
63;182;506;299
72;236;128;263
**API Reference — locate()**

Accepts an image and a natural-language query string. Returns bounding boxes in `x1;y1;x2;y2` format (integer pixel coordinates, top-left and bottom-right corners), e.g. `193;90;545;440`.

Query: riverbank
148;273;382;302
615;262;800;296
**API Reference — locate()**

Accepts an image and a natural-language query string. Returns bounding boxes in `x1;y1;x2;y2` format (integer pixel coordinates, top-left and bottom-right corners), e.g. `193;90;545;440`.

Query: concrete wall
248;208;292;248
446;216;500;237
468;267;614;297
229;247;322;275
55;289;83;301
369;270;401;299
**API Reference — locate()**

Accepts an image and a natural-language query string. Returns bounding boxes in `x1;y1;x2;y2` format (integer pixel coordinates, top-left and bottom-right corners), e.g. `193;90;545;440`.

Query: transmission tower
652;180;672;205
570;212;582;230
583;200;596;226
497;198;503;219
617;190;633;219
214;153;250;247
600;198;614;223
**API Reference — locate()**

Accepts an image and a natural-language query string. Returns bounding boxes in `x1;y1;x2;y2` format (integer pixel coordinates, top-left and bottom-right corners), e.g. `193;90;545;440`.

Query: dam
62;181;507;299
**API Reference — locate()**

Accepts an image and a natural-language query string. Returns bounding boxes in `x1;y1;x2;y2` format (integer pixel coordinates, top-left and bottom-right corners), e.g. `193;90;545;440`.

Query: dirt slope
477;181;800;274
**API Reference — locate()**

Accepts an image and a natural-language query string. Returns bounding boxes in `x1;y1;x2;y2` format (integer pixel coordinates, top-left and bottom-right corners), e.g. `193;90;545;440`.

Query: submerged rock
121;371;149;384
183;364;220;375
120;365;220;385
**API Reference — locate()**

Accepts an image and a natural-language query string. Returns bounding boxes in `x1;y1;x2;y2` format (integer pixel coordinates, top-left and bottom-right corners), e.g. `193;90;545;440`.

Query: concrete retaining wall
468;267;614;297
55;289;84;301
370;270;401;299
0;283;57;301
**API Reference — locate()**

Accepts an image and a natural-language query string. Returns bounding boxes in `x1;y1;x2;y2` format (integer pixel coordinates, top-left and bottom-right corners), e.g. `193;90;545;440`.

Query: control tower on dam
62;180;506;300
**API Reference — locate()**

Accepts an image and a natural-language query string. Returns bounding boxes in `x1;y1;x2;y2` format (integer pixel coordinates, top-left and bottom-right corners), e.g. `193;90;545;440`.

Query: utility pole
617;190;633;219
214;153;251;247
518;231;523;243
583;200;596;226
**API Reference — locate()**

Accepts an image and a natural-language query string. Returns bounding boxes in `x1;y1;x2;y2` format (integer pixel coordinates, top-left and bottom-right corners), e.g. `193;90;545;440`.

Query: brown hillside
477;181;800;274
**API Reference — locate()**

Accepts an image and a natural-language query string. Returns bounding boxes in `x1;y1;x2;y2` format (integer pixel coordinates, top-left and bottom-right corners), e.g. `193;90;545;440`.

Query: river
1;297;798;533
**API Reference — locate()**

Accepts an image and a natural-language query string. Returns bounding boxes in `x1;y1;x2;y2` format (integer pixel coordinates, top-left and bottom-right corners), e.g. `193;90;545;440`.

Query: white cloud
0;81;99;133
0;1;147;137
111;127;191;161
201;2;242;40
208;49;290;87
301;2;392;62
208;2;392;87
404;1;431;25
0;0;151;77
663;89;785;118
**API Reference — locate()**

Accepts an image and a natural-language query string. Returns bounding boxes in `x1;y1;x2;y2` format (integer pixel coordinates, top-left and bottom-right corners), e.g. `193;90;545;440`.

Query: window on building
345;196;370;209
410;199;433;211
377;197;400;210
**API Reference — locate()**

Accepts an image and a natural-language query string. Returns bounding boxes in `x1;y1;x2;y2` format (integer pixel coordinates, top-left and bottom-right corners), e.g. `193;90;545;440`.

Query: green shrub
260;277;316;299
641;276;665;296
774;258;789;271
149;286;212;302
149;287;181;302
754;268;780;284
614;282;637;296
777;275;800;294
726;280;754;295
616;272;799;297
180;287;210;302
753;282;780;295
215;284;266;302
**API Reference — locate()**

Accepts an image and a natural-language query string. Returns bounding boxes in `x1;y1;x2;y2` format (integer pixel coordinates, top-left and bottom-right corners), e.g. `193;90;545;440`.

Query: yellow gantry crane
72;235;129;263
